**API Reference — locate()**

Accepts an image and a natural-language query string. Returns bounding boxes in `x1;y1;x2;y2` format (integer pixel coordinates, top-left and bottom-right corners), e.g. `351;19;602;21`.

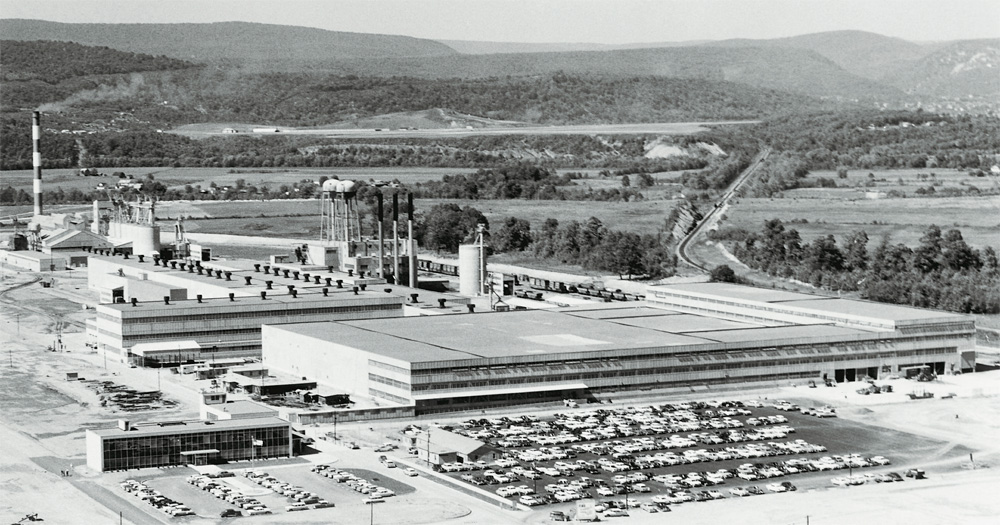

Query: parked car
220;509;242;518
403;468;418;477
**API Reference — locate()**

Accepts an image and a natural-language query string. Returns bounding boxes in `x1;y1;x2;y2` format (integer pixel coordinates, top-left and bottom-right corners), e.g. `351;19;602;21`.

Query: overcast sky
3;0;998;43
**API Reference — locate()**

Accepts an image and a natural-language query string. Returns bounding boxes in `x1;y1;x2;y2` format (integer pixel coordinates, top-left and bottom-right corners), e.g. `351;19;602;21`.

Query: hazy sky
2;0;998;43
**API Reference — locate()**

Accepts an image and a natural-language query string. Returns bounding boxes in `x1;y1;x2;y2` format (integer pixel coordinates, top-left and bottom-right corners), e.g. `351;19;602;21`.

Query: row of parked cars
120;479;194;517
461;400;773;449
187;473;271;516
243;470;334;512
311;464;396;502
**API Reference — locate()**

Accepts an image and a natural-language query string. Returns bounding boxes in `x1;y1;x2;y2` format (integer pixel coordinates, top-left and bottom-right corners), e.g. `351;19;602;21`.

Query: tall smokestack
392;193;399;284
377;192;384;279
32;111;43;217
408;193;417;288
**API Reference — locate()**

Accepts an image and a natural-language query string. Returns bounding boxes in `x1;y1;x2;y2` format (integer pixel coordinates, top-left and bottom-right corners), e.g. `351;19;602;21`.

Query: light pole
368;500;374;525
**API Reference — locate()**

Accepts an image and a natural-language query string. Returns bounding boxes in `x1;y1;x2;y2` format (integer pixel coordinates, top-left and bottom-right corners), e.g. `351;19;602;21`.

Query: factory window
368;373;410;390
368;360;408;375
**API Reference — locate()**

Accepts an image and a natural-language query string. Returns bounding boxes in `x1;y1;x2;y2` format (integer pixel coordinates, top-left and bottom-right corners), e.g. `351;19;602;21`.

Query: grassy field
0;166;476;194
786;168;997;200
722;194;1000;249
158;196;679;239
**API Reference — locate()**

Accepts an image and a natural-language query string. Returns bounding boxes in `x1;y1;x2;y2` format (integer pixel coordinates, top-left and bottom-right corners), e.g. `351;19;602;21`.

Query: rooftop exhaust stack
265;280;273;290
291;289;298;298
254;264;261;272
408;193;417;289
32;111;43;217
196;294;203;303
131;298;138;307
377;192;384;278
244;276;252;285
229;293;235;302
137;255;144;263
392;193;399;284
352;286;359;295
438;298;446;309
467;304;475;313
322;288;329;296
314;276;321;284
260;291;267;300
163;296;170;305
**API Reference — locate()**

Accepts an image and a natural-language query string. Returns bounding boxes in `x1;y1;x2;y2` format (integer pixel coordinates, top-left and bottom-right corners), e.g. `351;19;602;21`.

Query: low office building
261;283;975;413
414;429;500;466
85;417;292;472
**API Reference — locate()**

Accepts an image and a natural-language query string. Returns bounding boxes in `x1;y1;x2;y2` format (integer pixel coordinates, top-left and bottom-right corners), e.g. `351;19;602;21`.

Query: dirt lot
1;261;999;525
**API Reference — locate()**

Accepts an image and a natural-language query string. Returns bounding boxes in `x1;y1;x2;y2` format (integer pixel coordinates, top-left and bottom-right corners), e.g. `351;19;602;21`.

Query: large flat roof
650;282;972;325
607;313;763;333
563;306;684;320
88;417;288;438
278;310;712;363
779;298;969;323
693;324;868;343
653;282;822;303
98;288;402;314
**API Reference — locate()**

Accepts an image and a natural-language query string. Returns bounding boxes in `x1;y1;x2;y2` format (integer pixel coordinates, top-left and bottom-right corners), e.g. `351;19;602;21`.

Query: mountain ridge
0;19;458;63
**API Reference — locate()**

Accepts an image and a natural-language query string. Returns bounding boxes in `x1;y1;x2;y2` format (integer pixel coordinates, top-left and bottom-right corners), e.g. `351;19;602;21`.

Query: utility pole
425;428;432;467
333;412;338;441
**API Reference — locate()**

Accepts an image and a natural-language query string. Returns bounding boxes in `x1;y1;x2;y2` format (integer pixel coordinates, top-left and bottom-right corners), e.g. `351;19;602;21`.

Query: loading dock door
845;369;856;382
835;369;845;383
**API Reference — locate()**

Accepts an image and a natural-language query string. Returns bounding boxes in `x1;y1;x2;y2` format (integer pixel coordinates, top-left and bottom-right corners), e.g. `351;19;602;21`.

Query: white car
766;483;788;493
729;487;750;497
869;456;891;465
520;495;542;506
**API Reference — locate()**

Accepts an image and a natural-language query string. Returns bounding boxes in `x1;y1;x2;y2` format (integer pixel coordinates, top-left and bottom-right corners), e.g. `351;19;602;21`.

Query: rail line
675;147;771;272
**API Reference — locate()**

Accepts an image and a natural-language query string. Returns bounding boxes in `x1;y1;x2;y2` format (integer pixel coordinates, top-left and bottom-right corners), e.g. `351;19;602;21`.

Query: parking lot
436;397;953;518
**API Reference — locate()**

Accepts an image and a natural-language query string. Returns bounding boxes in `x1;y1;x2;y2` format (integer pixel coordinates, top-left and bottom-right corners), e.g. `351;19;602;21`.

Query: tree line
720;219;1000;314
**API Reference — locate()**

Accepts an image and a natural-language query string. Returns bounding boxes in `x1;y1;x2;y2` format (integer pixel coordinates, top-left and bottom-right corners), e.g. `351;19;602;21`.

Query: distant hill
0;39;197;109
0;19;457;64
709;30;928;81
309;46;901;100
878;39;1000;97
439;40;709;54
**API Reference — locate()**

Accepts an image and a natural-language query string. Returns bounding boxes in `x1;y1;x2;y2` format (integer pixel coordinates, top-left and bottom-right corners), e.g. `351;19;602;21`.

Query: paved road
31;456;167;525
174;121;759;139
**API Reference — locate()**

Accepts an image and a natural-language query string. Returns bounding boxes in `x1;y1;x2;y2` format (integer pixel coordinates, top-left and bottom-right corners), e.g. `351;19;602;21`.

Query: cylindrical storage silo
458;244;485;296
129;224;161;257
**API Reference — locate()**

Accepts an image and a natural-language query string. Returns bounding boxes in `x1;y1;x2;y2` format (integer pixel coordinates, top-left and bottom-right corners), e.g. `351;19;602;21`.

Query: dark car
887;472;904;482
905;469;926;479
220;509;242;518
747;486;766;495
549;510;570;521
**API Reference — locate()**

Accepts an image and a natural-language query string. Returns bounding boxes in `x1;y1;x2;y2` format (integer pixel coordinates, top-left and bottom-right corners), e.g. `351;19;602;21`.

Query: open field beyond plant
721;195;1000;250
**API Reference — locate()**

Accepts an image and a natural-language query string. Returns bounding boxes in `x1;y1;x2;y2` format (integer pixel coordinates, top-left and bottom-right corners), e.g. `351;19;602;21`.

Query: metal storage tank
458;244;486;296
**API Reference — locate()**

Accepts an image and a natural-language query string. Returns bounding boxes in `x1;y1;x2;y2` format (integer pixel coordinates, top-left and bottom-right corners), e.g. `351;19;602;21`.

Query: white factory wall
262;325;372;397
262;325;414;404
0;251;66;272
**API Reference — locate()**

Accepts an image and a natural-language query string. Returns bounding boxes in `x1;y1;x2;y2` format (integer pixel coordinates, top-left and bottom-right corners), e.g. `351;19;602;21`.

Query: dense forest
718;220;1000;314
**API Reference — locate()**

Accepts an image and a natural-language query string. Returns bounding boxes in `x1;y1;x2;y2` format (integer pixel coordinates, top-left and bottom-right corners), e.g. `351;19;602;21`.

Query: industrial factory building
260;282;975;413
85;248;477;364
85;417;292;472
